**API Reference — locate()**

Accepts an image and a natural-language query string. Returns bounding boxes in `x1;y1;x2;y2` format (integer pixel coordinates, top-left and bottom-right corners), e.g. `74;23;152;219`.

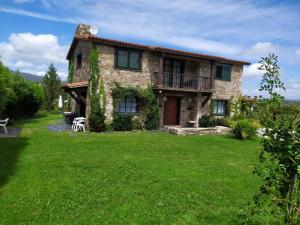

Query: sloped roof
62;81;88;89
67;36;250;65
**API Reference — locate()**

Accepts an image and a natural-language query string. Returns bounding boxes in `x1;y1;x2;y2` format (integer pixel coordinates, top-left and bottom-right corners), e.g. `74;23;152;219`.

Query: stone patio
0;127;21;138
166;126;231;136
48;120;72;132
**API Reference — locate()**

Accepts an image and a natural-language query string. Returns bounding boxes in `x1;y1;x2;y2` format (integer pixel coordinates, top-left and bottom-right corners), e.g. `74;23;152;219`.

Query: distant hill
12;71;44;83
285;100;300;104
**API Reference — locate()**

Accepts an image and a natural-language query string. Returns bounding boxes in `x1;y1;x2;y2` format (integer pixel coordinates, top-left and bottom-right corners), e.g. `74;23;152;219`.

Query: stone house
63;24;250;128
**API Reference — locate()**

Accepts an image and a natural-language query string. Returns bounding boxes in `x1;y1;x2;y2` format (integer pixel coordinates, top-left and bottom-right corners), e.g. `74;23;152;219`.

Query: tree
42;64;61;111
244;54;300;225
88;47;106;132
0;60;12;112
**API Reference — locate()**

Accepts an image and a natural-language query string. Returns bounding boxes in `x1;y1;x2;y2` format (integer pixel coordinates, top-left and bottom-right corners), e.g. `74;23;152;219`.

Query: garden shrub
232;119;257;140
88;47;106;132
3;74;44;119
214;118;225;126
198;114;225;127
89;95;106;132
0;61;12;112
111;84;159;130
112;113;133;131
132;116;143;130
199;114;213;127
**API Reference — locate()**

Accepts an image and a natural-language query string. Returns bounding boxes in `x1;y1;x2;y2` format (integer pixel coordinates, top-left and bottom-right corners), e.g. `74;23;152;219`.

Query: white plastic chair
72;117;86;132
0;118;9;133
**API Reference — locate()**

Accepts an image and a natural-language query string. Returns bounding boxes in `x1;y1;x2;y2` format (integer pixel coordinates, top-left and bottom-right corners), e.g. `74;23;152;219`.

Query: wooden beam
201;93;212;107
210;61;216;90
66;90;86;105
164;54;210;63
158;55;164;86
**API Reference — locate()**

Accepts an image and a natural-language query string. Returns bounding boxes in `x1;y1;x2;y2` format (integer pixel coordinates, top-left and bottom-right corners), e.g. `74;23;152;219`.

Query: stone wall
69;40;92;118
97;44;159;120
68;38;244;127
72;40;92;82
213;64;243;100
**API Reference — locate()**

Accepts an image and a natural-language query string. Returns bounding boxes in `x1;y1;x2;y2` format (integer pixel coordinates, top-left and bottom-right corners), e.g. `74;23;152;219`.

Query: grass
0;113;261;225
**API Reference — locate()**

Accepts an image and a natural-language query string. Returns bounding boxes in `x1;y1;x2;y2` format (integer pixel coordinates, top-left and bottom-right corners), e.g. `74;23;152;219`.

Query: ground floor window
212;100;227;116
117;96;137;113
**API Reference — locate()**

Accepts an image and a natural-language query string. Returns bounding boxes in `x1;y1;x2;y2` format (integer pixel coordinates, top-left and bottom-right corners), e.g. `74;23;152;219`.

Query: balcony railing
154;72;212;91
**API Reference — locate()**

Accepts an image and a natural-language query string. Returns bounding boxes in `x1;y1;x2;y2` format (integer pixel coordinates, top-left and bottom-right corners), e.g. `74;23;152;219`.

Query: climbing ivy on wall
88;46;106;132
66;60;74;111
111;83;159;130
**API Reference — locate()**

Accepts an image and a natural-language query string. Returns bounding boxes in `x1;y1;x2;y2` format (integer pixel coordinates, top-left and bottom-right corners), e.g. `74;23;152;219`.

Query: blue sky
0;0;299;99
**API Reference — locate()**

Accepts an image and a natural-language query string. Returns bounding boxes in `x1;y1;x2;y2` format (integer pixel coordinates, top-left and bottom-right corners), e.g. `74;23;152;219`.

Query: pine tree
42;64;61;110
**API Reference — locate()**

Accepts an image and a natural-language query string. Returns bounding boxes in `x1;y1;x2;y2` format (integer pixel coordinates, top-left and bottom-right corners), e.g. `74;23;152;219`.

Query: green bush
112;84;159;130
0;61;12;112
0;61;44;119
3;74;44;119
199;114;213;127
112;113;133;131
89;111;106;132
132;117;143;130
89;96;106;132
199;115;225;127
232;119;257;140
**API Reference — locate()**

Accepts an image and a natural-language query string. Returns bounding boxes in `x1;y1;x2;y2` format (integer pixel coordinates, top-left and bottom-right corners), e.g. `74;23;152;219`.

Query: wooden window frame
215;64;232;81
115;48;142;71
212;100;228;116
117;96;138;114
76;53;82;69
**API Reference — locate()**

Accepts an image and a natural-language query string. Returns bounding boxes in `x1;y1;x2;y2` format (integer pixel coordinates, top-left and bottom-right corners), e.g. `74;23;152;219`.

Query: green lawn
0;113;261;225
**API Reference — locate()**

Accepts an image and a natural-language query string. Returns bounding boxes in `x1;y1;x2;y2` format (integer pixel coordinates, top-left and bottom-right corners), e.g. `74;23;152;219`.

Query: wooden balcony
154;72;213;92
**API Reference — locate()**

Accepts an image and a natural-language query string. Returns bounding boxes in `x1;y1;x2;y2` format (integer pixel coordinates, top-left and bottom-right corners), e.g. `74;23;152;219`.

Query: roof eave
66;38;79;60
66;36;251;65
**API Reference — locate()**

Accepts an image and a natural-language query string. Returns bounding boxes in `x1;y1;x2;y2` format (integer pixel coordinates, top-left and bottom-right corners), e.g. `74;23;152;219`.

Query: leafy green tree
244;54;300;225
5;74;44;118
88;47;106;132
0;60;12;112
42;64;61;111
66;60;74;111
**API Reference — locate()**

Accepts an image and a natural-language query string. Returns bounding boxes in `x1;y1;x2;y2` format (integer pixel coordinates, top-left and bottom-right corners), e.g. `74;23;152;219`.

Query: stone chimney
74;24;93;38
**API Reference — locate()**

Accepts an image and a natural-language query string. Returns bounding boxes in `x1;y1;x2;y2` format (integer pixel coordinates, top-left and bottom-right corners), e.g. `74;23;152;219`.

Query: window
215;64;232;81
116;48;142;70
117;96;137;113
77;53;82;69
213;100;227;116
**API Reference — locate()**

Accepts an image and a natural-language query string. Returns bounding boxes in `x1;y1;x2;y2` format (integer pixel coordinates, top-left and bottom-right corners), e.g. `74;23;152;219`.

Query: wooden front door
164;96;180;125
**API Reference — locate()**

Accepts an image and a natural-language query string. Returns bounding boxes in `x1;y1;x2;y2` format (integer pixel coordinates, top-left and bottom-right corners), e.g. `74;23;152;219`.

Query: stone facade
166;126;231;136
70;40;92;118
213;64;243;100
68;25;245;128
97;44;159;120
72;40;92;82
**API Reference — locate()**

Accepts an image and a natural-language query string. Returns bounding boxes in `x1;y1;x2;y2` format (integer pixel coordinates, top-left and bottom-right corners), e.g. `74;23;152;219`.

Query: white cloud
243;63;263;78
241;42;278;58
285;79;300;100
0;32;68;78
2;0;299;58
0;6;76;24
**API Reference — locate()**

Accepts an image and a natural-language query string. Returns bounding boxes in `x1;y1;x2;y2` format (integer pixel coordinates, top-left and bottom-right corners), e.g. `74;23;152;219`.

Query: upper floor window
76;53;82;69
215;64;232;81
212;100;227;116
117;96;137;113
116;48;142;70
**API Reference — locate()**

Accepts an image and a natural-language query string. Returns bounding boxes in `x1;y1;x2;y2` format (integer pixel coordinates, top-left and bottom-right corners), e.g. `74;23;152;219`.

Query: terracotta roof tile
67;36;250;65
62;81;88;89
